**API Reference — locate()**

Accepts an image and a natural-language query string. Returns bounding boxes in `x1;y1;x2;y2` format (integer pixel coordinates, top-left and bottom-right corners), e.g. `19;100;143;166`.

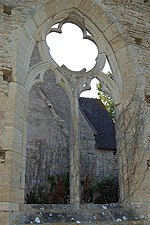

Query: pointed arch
10;0;139;208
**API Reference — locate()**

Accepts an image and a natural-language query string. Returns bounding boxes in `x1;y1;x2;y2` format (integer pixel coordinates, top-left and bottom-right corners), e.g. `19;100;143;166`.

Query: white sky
46;23;111;98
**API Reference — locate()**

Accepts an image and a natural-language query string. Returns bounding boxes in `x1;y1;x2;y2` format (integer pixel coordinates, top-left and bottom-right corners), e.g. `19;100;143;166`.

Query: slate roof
79;97;116;150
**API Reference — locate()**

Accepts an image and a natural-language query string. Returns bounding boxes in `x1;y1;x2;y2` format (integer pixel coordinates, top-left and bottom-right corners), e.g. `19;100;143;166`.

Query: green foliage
26;174;119;205
26;173;70;204
96;72;115;119
48;175;56;193
81;176;92;203
93;177;119;204
26;185;47;204
81;176;119;204
63;172;70;194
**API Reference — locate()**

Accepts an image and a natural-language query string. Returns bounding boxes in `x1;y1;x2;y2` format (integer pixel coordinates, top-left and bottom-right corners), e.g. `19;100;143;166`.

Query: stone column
70;95;80;209
57;66;83;209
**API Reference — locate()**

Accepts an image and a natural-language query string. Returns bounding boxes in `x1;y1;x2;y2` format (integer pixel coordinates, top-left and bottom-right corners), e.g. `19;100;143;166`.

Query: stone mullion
70;94;80;209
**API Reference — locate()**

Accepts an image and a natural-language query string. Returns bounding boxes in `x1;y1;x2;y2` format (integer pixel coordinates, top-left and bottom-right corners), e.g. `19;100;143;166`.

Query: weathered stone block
24;16;37;39
5;151;26;169
78;0;94;15
110;34;126;52
115;46;132;66
0;202;19;211
0;211;10;225
0;186;24;203
85;2;104;23
13;128;23;154
18;29;31;53
94;12;113;32
0;126;14;150
0;163;22;188
44;1;58;18
104;22;124;42
33;5;47;27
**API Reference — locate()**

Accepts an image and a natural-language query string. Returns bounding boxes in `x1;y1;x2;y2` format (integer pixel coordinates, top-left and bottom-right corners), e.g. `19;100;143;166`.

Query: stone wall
79;111;118;181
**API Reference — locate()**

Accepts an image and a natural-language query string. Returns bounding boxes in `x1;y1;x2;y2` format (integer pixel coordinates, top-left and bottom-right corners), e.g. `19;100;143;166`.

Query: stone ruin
0;0;150;224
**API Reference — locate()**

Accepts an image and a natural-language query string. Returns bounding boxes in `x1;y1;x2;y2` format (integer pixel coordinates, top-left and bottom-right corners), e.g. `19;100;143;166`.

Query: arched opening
25;70;71;204
24;20;121;206
46;22;98;72
79;61;119;204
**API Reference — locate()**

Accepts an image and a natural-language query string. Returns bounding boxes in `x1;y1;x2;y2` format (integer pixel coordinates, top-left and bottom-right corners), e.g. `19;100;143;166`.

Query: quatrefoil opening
46;23;98;72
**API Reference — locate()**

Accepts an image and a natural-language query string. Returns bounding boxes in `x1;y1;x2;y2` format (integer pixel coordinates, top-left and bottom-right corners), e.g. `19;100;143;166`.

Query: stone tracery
46;22;98;71
25;15;122;208
0;1;149;223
